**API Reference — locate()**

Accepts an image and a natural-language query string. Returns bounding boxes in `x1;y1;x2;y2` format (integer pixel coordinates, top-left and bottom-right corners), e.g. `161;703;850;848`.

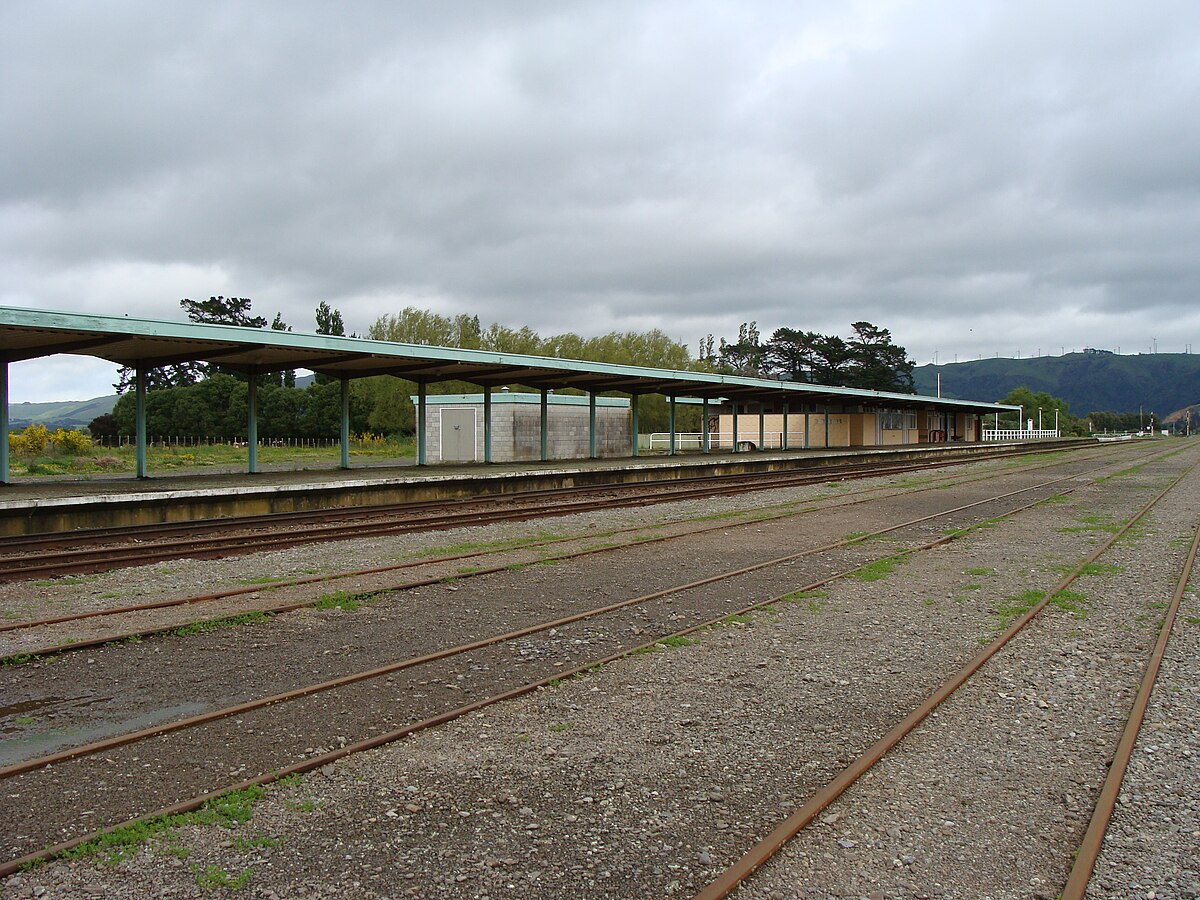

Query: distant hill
915;351;1200;416
9;395;118;429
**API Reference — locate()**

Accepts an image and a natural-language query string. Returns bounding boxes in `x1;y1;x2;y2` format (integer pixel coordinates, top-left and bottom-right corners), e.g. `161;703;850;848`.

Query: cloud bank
3;1;1198;400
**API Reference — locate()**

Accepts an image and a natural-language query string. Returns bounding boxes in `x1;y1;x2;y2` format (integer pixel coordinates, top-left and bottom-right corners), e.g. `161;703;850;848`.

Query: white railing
648;431;798;451
982;429;1060;441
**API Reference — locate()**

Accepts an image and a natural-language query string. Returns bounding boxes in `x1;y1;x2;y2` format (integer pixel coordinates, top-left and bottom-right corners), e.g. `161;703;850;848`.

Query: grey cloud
3;1;1200;401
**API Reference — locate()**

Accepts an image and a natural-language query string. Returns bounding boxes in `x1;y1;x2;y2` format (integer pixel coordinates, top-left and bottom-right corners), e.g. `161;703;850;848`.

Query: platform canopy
0;305;1014;413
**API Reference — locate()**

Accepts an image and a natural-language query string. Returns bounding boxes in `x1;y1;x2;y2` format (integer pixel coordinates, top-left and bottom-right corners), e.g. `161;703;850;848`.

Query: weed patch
1060;516;1121;535
169;611;272;636
313;591;361;611
54;786;266;867
194;864;253;891
1050;589;1088;617
657;635;698;649
848;554;909;582
781;589;827;602
1078;563;1122;577
993;590;1044;628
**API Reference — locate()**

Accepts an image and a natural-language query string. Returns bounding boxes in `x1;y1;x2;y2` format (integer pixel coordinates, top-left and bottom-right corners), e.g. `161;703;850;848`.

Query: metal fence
647;431;791;451
96;436;346;448
982;429;1060;441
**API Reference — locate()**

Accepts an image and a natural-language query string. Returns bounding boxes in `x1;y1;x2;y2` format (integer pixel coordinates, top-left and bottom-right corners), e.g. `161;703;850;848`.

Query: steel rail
3;454;1117;664
691;456;1198;900
0;444;1100;581
0;471;1087;782
0;468;1090;877
1059;519;1200;897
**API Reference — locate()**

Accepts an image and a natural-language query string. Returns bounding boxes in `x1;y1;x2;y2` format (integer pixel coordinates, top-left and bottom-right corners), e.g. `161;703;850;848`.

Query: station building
0;305;1018;483
709;404;978;450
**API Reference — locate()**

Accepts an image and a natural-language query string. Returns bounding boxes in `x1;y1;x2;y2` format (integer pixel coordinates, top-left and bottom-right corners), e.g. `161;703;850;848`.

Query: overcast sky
4;1;1199;402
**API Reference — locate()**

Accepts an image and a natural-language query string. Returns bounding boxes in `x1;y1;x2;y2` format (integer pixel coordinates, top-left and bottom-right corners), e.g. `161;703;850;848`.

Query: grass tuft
169;611;272;636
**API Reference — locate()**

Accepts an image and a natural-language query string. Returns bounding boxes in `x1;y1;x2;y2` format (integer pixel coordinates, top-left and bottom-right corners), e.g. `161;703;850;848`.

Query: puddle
0;696;70;718
0;701;209;767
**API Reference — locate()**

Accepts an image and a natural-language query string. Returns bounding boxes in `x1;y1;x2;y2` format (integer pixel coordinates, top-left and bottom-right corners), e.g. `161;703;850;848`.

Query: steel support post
668;396;677;456
339;376;350;469
247;369;259;474
731;403;739;453
630;393;639;457
540;388;549;461
701;398;710;453
588;391;597;459
782;401;789;450
484;386;493;463
804;411;810;449
135;362;148;479
824;406;830;448
417;380;428;466
758;404;765;451
0;358;9;485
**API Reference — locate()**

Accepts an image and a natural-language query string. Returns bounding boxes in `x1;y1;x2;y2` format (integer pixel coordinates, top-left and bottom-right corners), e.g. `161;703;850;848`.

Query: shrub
50;428;93;455
9;423;50;456
9;424;93;459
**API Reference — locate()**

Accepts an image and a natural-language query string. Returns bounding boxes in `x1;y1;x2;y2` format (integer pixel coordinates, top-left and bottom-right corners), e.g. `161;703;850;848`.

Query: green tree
315;301;346;337
846;321;914;392
998;386;1082;434
717;322;764;376
180;296;267;328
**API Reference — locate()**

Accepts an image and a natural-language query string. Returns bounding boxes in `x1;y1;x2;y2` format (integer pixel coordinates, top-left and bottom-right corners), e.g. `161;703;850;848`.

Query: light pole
1038;408;1043;431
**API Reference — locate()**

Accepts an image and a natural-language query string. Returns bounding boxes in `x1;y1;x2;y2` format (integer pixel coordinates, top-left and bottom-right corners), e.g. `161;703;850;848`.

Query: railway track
0;442;1152;662
0;442;1090;582
0;441;1172;877
693;456;1200;898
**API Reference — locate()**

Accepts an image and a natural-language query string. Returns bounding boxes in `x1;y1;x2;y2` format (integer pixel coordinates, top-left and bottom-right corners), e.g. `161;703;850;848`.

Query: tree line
698;321;916;392
91;298;922;440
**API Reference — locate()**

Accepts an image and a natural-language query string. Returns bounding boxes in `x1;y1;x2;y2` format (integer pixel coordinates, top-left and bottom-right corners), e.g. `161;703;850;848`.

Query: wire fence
95;436;355;449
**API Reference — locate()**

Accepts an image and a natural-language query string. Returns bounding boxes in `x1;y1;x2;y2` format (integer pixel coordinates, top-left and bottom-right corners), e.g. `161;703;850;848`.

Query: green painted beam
0;358;8;485
339;376;350;470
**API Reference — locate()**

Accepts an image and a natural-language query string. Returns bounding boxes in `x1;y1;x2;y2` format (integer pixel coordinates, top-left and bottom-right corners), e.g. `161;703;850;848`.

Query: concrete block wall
416;394;630;463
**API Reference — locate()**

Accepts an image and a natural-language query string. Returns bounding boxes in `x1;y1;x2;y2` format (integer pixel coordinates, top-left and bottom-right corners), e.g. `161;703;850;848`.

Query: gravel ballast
1;441;1195;899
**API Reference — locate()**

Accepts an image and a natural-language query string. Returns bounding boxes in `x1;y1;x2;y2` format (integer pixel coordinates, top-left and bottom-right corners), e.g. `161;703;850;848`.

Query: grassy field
6;437;417;478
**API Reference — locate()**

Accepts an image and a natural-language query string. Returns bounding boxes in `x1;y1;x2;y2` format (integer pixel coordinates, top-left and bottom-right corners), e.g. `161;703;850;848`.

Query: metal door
440;408;477;462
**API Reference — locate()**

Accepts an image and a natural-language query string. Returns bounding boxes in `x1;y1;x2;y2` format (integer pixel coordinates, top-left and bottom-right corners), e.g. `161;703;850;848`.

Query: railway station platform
0;440;1082;537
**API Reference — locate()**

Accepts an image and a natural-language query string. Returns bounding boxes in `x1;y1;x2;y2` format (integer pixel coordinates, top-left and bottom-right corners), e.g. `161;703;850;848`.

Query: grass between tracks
992;588;1089;632
42;785;269;870
27;777;311;885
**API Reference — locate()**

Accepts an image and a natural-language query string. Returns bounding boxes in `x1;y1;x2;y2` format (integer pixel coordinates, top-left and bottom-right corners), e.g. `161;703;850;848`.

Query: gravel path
0;440;1193;900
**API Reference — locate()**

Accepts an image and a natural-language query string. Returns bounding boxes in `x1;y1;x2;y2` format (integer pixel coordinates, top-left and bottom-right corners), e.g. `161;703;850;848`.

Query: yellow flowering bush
9;423;50;456
51;428;93;455
8;423;92;457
